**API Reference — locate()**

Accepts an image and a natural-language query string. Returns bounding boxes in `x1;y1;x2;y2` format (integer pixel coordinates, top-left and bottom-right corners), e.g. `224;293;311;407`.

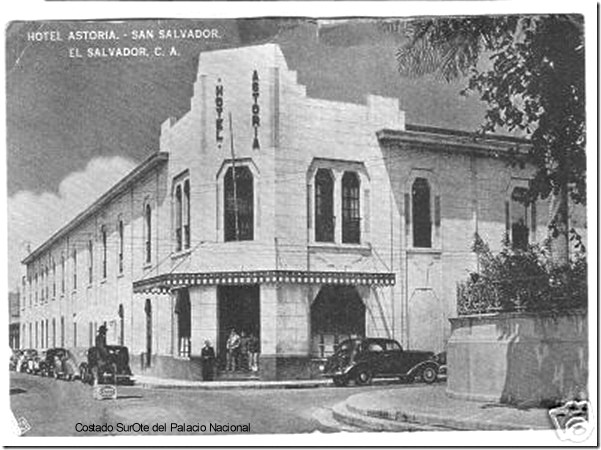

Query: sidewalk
133;374;332;390
334;384;553;431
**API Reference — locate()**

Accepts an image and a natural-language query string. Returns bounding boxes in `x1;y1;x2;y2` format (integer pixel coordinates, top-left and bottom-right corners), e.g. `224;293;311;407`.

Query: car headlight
319;364;325;372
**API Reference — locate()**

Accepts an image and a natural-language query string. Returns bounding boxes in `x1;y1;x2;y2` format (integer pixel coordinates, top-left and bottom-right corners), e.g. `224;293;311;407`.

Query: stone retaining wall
447;310;588;405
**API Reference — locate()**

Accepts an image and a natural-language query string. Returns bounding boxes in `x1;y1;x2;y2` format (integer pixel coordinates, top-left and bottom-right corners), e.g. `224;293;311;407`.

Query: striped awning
133;270;395;294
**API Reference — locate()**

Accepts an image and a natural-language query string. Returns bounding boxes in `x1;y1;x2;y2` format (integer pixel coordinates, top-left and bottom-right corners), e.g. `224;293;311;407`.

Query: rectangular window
510;187;530;250
224;167;254;241
52;261;56;298
183;180;191;249
60;316;65;347
102;226;107;278
412;178;432;248
175;185;182;251
118;220;124;274
88;240;93;284
314;169;334;242
145;205;152;263
61;257;65;294
73;249;77;290
73;322;77;348
342;172;361;244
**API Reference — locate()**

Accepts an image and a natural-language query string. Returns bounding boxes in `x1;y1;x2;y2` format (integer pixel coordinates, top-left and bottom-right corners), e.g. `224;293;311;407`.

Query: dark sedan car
321;338;440;387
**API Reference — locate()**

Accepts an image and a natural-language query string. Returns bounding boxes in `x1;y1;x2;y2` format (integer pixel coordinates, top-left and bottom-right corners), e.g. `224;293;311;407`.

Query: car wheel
332;376;348;387
354;368;372;386
421;366;437;384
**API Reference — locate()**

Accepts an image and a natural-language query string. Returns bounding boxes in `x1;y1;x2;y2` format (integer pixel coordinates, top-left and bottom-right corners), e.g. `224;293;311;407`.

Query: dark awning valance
133;270;395;294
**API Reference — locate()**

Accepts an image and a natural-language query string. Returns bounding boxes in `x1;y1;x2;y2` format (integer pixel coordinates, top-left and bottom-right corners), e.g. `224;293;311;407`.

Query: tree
397;15;586;266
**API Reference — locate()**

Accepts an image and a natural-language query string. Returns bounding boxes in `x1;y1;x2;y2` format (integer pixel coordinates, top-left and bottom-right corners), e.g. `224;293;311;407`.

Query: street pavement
10;372;556;438
9;371;397;436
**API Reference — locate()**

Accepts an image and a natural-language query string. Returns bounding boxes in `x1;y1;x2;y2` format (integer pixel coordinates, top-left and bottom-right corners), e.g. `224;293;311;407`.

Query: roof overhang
133;270;396;294
377;125;531;158
22;152;169;265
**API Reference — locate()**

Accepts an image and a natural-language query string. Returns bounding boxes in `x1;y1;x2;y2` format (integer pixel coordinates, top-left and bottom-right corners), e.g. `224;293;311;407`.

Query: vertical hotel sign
215;79;224;148
251;70;260;150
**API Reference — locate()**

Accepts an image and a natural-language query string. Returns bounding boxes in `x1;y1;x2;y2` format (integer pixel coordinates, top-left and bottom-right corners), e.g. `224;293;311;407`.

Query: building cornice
22;152;169;265
377;125;531;158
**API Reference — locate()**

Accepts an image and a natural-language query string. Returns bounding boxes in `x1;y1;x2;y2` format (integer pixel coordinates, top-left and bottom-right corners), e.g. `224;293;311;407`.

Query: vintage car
80;345;133;385
321;338;440;387
9;349;23;371
17;349;38;373
41;348;82;380
31;351;45;375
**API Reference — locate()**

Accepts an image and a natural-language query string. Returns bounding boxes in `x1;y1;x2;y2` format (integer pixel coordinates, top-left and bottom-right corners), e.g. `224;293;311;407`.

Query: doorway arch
310;285;365;358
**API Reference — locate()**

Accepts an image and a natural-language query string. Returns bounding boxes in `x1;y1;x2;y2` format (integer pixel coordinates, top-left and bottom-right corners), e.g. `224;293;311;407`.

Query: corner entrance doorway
217;285;260;369
311;285;365;358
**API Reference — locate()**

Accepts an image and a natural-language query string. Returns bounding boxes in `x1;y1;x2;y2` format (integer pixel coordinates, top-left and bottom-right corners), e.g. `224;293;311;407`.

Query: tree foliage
457;234;587;314
397;15;586;265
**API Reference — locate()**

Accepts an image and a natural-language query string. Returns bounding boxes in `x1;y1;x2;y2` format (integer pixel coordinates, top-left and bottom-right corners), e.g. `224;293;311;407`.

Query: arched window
224;166;254;241
315;169;334;242
184;180;191;249
145;204;152;263
510;187;531;250
101;225;107;279
118;220;124;274
175;185;182;252
342;171;361;244
412;178;432;248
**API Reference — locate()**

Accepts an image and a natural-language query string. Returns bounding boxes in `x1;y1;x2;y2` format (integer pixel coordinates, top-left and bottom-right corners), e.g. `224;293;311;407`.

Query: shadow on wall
447;310;588;407
501;313;588;407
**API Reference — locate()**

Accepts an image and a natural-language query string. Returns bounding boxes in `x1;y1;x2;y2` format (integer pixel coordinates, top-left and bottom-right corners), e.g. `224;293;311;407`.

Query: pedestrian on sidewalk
201;340;215;381
248;332;260;372
226;328;240;372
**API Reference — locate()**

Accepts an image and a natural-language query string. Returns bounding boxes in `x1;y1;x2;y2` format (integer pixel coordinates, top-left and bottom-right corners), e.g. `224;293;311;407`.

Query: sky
6;18;489;289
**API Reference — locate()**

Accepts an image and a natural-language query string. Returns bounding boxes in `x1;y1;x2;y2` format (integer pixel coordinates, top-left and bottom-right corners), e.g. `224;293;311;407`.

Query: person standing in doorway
226;328;240;372
201;340;215;381
239;331;249;372
248;332;260;372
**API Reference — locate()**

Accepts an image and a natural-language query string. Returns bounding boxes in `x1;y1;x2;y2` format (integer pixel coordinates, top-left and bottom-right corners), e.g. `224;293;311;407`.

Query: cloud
7;156;138;290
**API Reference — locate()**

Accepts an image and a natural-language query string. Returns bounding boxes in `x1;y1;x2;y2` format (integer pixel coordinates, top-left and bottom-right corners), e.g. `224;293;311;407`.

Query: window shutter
434;195;441;227
364;189;370;233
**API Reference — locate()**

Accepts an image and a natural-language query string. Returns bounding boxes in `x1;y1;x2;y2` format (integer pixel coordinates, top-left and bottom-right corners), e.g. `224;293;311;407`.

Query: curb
344;396;551;432
131;376;412;391
134;379;332;390
331;401;445;432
